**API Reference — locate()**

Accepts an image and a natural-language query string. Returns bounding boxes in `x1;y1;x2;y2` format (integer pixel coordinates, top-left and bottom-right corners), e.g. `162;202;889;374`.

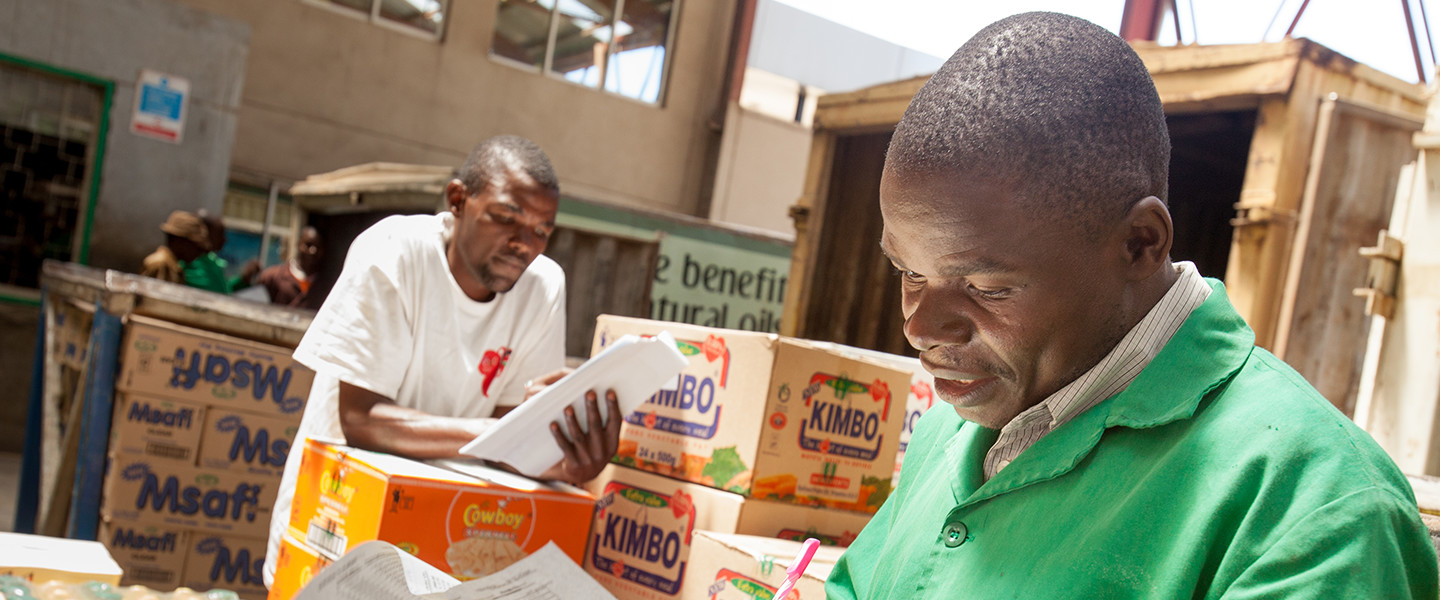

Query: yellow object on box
181;533;267;600
109;394;206;465
0;532;123;586
117;316;315;419
680;531;845;600
102;452;277;538
286;439;594;580
268;533;328;600
585;465;746;600
98;521;189;589
198;406;299;477
593;316;909;512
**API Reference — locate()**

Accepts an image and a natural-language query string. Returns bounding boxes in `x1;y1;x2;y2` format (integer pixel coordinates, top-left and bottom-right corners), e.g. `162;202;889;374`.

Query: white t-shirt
264;212;566;586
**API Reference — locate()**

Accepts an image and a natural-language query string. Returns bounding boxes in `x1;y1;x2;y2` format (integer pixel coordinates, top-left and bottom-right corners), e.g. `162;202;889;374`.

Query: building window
491;0;678;104
0;59;108;297
306;0;448;39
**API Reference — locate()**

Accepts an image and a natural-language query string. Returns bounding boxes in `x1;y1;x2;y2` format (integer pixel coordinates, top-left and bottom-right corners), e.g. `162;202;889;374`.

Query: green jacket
828;280;1438;599
183;252;242;294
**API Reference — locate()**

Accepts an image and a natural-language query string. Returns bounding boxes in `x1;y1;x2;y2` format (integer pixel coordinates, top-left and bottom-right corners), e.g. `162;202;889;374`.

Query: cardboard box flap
694;531;846;581
0;532;124;583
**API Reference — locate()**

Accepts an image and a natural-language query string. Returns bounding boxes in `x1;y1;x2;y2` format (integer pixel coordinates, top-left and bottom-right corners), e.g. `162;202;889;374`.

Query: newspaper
294;541;614;600
460;331;688;476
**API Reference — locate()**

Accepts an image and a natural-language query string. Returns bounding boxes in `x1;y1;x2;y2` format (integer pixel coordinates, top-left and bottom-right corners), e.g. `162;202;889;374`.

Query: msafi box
585;465;746;600
109;394;206;465
593;315;909;511
98;521;189;589
181;534;268;600
102;453;276;538
199;407;299;477
118;316;314;418
679;531;846;600
286;439;593;580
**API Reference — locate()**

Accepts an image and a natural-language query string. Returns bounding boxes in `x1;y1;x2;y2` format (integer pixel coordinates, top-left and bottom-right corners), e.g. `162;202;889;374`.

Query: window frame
489;0;683;106
301;0;451;43
0;52;114;306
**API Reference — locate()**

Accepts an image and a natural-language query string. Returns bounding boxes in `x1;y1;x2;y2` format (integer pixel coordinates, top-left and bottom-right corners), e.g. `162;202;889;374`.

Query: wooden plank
780;132;835;337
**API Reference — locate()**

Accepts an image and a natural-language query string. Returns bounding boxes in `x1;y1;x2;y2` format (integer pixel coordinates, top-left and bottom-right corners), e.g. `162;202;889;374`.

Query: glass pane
492;0;557;68
549;0;615;88
321;0;372;13
605;0;673;103
379;0;445;36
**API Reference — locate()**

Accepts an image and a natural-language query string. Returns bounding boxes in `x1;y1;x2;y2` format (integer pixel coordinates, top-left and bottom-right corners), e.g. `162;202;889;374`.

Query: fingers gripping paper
460;332;688;477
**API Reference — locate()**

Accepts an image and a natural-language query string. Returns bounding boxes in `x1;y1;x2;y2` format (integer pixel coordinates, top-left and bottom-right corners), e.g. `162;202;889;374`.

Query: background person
140;210;209;284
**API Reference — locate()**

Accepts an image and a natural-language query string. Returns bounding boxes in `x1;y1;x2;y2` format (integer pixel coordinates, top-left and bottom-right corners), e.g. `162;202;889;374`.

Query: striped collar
982;261;1212;479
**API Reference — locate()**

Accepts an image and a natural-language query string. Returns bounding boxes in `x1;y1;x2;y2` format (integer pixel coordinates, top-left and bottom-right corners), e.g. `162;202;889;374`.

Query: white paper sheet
459;331;688;477
292;541;615;600
444;543;615;600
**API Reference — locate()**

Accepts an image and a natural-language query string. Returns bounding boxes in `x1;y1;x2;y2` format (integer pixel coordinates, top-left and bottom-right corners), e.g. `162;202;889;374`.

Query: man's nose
903;285;975;352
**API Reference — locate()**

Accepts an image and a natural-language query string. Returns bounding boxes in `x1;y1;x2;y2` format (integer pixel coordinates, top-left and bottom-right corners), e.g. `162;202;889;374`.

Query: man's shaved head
886;11;1170;232
459;135;559;196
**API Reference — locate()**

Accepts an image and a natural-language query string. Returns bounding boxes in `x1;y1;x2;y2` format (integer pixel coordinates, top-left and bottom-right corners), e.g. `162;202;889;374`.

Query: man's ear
445;179;467;214
1122;196;1173;280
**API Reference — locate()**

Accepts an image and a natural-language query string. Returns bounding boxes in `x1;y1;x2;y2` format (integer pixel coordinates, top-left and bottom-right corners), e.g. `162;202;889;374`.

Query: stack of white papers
294;541;614;600
460;331;688;477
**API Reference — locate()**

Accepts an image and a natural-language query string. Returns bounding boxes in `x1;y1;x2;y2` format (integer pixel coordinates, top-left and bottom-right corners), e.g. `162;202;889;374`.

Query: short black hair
458;135;559;196
887;12;1170;230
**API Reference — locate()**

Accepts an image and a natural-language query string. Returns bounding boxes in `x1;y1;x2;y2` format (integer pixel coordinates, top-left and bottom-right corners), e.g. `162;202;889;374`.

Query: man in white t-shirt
264;135;620;587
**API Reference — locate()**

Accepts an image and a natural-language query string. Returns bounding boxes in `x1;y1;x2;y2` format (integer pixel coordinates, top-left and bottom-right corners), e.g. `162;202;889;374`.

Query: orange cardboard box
593;316;909;512
287;439;594;580
198;406;299;477
585;465;746;600
268;533;329;600
98;521;189;589
109;394;206;465
118;316;314;418
181;533;268;600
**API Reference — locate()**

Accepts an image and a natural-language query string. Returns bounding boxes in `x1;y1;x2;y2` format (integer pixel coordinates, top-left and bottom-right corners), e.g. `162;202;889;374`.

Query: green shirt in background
828;279;1438;599
183;252;242;294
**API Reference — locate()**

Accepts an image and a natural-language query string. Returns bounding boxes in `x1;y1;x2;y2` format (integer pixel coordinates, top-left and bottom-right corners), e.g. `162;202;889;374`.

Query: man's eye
491;212;516;225
534;227;552;241
968;284;1011;299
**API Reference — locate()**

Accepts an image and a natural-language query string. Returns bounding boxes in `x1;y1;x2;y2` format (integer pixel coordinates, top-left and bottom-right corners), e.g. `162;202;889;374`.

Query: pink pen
773;538;821;600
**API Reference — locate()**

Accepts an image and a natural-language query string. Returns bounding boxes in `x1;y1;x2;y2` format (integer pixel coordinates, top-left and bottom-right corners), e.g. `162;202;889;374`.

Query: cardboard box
102;452;277;538
593;316;909;511
585;465;746;600
109;394;206;465
0;532;123;586
286;439;594;580
98;521;189;589
734;499;870;548
680;531;846;600
118;316;314;418
811;343;937;481
182;533;268;599
268;533;329;600
199;407;300;477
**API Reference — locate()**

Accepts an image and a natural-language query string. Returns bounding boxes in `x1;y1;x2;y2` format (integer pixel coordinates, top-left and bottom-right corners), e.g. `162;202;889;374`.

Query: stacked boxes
585;316;913;600
101;316;314;599
270;439;596;600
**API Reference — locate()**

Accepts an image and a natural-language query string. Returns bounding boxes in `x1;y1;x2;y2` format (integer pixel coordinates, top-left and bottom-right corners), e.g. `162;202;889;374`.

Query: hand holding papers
460;331;687;478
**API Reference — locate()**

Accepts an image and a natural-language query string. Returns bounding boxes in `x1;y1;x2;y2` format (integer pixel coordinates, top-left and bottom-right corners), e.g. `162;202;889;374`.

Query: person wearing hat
141;210;210;284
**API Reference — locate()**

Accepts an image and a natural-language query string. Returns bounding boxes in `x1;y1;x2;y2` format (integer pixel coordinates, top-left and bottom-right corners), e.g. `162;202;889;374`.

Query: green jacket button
942;520;968;548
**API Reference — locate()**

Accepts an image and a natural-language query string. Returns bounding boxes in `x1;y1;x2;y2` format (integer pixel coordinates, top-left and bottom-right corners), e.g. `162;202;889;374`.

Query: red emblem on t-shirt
478;347;513;398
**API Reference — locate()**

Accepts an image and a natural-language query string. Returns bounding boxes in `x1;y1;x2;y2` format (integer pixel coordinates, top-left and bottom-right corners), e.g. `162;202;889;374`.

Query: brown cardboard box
181;533;268;600
584;465;747;600
267;533;329;600
734;499;871;548
109;394;206;465
198;407;299;477
102;452;277;538
286;439;594;580
0;532;123;586
679;531;845;600
811;343;937;481
99;521;189;589
593;316;909;512
118;316;314;418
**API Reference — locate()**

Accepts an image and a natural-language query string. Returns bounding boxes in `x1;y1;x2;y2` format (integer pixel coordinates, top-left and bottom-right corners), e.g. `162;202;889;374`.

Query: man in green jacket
828;11;1438;599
